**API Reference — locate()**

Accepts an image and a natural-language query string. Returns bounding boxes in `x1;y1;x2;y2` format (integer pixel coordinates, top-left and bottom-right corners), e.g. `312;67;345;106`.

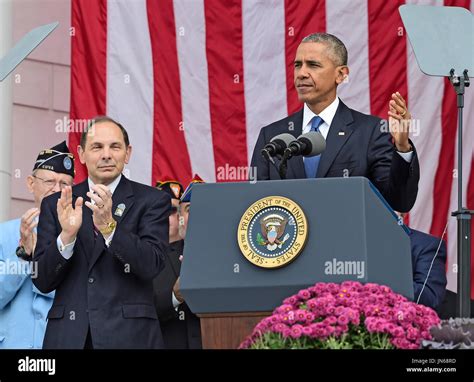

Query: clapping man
33;116;170;349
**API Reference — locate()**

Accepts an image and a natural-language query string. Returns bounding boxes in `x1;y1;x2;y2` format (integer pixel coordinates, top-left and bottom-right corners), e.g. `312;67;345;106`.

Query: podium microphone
284;131;326;159
261;133;295;163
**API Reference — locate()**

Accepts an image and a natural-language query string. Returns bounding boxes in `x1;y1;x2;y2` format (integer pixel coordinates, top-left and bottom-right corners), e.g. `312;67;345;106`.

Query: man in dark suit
251;33;419;212
409;228;447;311
153;179;202;349
33;116;170;349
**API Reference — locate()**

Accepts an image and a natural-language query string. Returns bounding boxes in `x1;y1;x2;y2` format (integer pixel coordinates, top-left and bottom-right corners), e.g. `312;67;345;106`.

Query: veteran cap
180;174;204;203
33;141;75;178
155;179;184;200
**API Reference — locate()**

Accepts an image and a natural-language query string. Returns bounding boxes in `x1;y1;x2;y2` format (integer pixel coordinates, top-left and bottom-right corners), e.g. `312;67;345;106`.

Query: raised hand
85;184;114;233
20;208;40;256
388;92;412;152
57;186;83;245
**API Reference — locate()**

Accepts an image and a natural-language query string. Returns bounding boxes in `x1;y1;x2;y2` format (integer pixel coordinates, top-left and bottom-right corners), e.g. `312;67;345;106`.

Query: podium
180;177;414;349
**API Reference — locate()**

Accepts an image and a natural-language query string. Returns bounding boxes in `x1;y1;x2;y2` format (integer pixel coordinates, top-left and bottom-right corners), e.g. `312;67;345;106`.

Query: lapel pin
114;203;126;217
338;131;345;136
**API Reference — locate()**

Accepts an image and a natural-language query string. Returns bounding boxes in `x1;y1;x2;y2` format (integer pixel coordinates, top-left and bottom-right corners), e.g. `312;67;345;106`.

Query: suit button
88;277;95;284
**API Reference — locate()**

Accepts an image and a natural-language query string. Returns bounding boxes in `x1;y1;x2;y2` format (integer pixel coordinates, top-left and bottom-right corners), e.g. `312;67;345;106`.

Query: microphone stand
449;68;474;318
261;149;287;180
261;148;275;165
278;149;292;180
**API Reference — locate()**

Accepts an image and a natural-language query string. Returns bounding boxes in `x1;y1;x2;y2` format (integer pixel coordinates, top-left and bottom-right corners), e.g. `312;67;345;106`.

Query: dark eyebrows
294;59;322;66
89;141;123;147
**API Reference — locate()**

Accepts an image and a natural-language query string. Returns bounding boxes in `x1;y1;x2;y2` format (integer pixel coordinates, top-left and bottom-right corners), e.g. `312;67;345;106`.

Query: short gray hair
301;33;348;66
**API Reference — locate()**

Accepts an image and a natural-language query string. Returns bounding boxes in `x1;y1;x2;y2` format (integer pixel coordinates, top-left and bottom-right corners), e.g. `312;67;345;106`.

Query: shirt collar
87;174;122;195
302;97;340;129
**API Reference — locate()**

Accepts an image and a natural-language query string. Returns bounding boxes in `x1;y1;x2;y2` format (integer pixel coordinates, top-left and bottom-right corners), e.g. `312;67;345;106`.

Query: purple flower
334;324;349;336
282;328;292;338
337;314;350;326
295;309;307;322
406;326;420;341
310;323;329;339
290;324;304;339
297;289;311;300
272;323;289;334
281;311;297;325
390;326;405;338
306;298;318;311
302;326;313;337
324;316;337;325
275;304;293;314
283;295;299;306
240;281;440;349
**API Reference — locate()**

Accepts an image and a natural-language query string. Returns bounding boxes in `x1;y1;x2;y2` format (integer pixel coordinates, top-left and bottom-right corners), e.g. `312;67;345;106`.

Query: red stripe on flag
146;0;192;186
284;0;326;115
368;0;407;120
69;0;108;183
204;0;248;181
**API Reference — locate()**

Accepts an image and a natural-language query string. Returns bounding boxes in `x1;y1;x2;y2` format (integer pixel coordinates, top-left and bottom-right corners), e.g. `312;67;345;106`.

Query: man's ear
336;66;349;85
125;145;132;165
77;145;86;165
26;175;35;195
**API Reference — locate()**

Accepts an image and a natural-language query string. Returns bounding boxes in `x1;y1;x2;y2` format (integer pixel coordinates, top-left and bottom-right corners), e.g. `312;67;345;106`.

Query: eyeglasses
33;175;72;190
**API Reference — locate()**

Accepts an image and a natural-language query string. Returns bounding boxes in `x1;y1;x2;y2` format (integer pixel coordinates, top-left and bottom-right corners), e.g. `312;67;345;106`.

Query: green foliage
249;325;395;350
256;233;266;246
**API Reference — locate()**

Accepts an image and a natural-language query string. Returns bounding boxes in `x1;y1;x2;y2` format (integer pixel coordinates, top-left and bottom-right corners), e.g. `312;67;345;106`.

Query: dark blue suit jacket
153;240;202;349
409;228;447;311
250;101;420;212
33;176;170;349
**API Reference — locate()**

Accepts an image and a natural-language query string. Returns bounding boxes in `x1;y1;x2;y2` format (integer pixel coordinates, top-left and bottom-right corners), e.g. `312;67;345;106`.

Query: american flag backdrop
68;0;474;295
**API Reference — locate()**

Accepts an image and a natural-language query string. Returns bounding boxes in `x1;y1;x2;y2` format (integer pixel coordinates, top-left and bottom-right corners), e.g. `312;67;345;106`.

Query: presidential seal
237;196;308;269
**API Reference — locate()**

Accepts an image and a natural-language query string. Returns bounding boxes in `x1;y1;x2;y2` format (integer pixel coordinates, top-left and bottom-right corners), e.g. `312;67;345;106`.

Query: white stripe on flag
107;0;154;184
406;0;445;234
326;0;370;114
242;0;288;165
174;0;216;182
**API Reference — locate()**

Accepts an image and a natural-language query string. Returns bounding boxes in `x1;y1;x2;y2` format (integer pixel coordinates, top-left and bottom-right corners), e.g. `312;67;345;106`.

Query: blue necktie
304;116;324;178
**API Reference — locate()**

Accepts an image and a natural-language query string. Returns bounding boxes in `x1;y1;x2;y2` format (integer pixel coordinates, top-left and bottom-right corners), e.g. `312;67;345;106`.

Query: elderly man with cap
153;178;202;349
0;141;74;348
